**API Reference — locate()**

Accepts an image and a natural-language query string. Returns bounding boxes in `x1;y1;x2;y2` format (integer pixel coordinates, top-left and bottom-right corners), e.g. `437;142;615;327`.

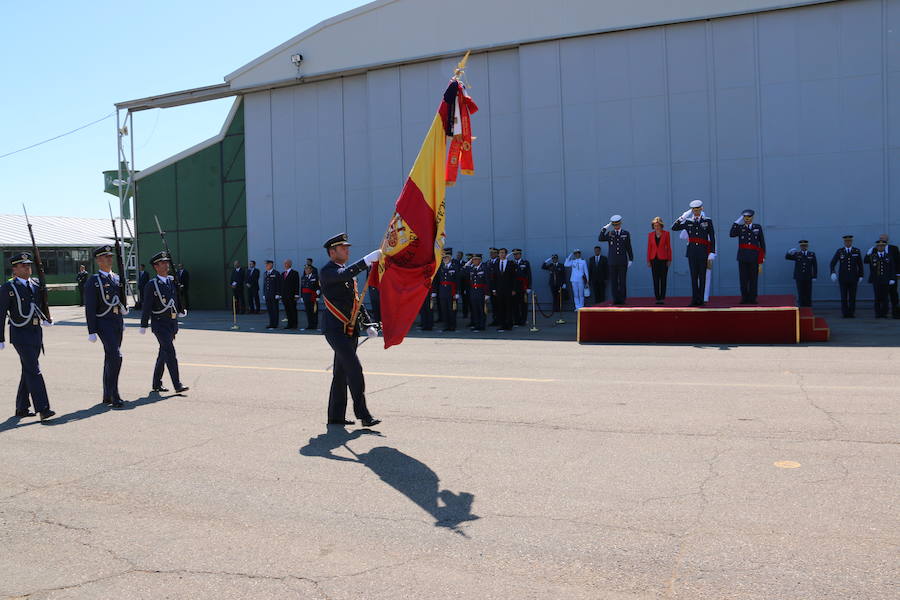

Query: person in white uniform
564;249;589;310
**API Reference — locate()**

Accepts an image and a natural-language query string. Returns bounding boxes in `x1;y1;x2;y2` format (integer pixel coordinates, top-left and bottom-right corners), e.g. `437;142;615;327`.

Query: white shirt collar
157;275;169;282
99;269;112;276
15;277;30;286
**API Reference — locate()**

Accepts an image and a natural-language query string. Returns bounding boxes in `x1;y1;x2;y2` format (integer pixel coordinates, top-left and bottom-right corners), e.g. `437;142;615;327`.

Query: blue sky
0;0;368;219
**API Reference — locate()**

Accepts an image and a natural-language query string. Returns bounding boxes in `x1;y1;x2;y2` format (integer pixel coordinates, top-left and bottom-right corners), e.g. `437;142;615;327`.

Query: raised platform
577;295;829;344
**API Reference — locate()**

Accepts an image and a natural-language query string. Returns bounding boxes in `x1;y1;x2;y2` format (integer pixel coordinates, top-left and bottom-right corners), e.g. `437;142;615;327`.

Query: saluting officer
300;263;320;331
262;260;282;330
437;252;461;332
140;251;189;394
466;253;489;331
319;233;381;427
672;200;716;306
0;252;55;421
84;245;126;408
829;235;864;318
542;254;567;312
864;239;896;319
785;240;818;307
512;249;532;325
598;215;634;304
729;209;766;304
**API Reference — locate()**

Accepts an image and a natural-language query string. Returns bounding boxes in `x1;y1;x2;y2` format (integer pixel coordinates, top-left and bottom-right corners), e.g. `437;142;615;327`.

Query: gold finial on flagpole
454;50;471;78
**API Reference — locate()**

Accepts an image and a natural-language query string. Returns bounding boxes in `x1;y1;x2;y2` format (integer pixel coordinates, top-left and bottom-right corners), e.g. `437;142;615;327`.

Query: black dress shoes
14;410;35;418
110;400;125;409
327;420;355;426
174;385;190;393
152;386;169;392
39;410;56;421
359;417;381;428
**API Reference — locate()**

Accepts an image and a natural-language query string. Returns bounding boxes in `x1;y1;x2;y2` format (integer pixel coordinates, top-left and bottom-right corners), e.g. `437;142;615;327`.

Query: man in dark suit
176;263;191;311
829;235;864;318
598;215;634;304
245;260;260;314
136;264;150;310
230;261;245;314
586;246;608;305
319;232;382;427
262;260;282;329
864;239;896;318
491;248;518;331
512;249;531;325
282;259;300;329
785;240;817;307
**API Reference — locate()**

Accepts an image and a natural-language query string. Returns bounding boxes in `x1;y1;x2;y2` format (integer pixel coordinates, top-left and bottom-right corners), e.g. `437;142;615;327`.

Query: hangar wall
245;0;900;300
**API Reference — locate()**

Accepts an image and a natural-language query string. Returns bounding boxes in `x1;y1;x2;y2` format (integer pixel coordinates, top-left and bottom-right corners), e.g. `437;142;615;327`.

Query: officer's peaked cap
689;200;703;208
93;245;114;257
798;240;809;244
10;252;33;265
150;251;171;264
741;209;755;217
323;233;351;249
610;214;623;222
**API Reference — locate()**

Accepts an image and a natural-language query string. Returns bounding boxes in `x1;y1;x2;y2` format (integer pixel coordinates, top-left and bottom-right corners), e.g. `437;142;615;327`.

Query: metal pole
530;290;539;332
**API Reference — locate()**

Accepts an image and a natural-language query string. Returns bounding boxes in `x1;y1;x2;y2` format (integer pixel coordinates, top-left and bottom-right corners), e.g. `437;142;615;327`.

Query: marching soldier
671;200;716;306
466;254;489;331
319;232;381;427
785;240;818;307
541;254;567;312
300;263;320;331
76;264;89;306
84;245;126;408
829;235;864;318
598;215;634;304
263;260;282;330
437;253;461;332
0;252;55;420
864;239;896;318
729;209;766;304
245;260;260;314
140;251;189;394
512;249;532;325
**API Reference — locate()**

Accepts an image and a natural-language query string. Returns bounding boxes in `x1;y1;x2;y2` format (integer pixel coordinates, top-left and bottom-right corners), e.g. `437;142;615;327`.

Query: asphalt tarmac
0;304;897;599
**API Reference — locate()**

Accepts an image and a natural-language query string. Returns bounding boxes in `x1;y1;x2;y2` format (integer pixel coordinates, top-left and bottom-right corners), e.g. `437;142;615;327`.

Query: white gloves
366;326;379;339
275;295;281;300
891;280;896;285
561;284;567;289
830;273;837;282
679;210;691;221
363;249;383;266
526;288;532;294
789;248;797;254
41;320;52;327
316;290;321;296
627;261;633;268
294;295;300;299
604;222;612;230
858;277;863;283
708;253;717;261
455;294;460;300
231;283;236;288
139;328;147;335
735;216;743;224
544;258;552;264
178;311;187;318
431;293;437;298
866;247;873;255
88;334;97;343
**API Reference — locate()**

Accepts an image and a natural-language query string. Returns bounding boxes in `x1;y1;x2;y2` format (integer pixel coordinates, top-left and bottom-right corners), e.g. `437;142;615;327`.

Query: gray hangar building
127;0;900;302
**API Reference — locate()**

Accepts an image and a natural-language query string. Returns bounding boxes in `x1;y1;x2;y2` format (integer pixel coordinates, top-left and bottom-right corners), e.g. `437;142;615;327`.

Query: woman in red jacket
647;217;672;304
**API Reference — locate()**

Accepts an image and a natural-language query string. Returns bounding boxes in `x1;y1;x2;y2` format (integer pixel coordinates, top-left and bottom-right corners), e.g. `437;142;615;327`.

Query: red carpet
577;295;829;344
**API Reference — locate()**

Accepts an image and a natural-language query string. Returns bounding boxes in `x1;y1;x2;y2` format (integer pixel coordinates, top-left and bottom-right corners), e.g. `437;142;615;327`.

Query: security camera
290;53;303;67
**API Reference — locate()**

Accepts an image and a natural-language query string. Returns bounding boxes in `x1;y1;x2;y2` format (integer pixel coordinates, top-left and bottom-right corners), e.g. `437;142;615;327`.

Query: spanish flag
368;76;477;349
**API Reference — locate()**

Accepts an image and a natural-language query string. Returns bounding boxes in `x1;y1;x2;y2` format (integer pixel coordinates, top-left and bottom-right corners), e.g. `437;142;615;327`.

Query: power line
0;111;115;160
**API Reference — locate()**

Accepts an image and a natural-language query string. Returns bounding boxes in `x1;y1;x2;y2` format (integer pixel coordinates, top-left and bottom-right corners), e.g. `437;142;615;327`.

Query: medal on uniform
113;306;119;315
171;311;177;319
32;318;39;326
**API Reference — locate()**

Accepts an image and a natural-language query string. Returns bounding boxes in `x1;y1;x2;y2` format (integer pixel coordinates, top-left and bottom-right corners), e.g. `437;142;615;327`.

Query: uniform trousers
97;318;124;401
247;287;260;313
590;280;606;305
570;280;585;310
888;281;900;317
439;288;457;330
265;296;280;328
152;326;182;388
738;262;759;303
323;329;372;422
469;289;486;329
419;296;434;330
795;279;813;307
610;265;628;304
495;290;515;328
651;259;670;301
283;297;298;328
873;283;891;317
14;342;50;414
839;281;858;317
302;293;318;329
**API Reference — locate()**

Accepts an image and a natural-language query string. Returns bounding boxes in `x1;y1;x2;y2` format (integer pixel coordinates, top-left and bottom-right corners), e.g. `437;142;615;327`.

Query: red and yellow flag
368;74;477;349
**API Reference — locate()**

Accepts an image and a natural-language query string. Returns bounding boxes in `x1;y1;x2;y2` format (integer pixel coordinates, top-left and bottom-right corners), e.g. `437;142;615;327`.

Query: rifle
153;215;181;296
22;205;52;324
107;199;128;308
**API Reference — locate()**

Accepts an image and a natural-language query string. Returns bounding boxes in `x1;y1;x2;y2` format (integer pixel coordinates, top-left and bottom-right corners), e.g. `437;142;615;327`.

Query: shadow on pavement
299;426;479;535
0;392;177;433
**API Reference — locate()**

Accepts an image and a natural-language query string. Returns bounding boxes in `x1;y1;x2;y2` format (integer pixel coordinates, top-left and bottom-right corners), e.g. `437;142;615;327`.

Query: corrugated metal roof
0;214;134;248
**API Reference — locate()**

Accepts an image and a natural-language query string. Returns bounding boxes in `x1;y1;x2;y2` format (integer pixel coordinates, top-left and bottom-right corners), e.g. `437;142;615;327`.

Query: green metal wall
135;101;246;310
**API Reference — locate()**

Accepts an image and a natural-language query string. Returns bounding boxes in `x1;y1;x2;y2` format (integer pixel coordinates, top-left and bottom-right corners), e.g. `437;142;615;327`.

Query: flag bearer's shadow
299;427;478;535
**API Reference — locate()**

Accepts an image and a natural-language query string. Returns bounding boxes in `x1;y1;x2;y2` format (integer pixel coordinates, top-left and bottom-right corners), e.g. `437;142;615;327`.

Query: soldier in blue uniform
541;254;567;312
512;249;532;325
437;252;461;332
140;251;189;393
729;209;766;304
84;245;127;408
263;260;281;329
672;200;717;306
460;252;472;321
598;215;634;305
0;253;55;420
829;235;864;318
319;233;381;427
864;239;896;318
784;240;818;307
300;264;320;331
465;254;489;331
75;265;89;306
